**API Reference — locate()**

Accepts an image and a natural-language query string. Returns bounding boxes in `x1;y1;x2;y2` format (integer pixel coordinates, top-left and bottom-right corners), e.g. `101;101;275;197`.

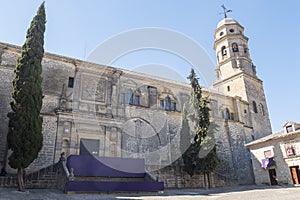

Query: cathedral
0;17;272;187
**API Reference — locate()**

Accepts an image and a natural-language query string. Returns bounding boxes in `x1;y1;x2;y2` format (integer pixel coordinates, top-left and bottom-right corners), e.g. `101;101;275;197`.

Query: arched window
165;97;171;111
259;103;265;116
227;86;230;91
253;101;258;113
225;108;230;120
232;43;239;52
243;44;248;54
221;46;227;56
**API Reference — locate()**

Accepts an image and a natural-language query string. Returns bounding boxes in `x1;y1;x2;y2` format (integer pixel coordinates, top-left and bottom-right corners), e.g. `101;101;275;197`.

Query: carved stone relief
81;75;106;102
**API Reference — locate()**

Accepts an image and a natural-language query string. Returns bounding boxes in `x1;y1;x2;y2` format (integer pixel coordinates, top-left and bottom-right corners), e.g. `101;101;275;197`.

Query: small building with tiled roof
246;122;300;186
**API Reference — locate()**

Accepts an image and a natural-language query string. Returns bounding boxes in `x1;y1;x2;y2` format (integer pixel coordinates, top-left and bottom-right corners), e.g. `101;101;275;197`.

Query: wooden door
290;166;300;184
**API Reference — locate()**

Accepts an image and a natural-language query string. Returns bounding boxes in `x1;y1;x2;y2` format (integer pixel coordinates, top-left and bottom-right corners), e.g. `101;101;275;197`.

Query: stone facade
0;17;272;187
246;122;300;186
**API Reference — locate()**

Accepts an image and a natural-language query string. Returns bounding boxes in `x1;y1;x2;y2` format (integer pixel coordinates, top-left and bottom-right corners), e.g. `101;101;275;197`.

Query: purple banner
67;155;145;177
261;157;275;169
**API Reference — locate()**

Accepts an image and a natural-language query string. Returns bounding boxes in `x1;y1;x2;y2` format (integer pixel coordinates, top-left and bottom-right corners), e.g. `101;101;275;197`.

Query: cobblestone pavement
0;185;300;200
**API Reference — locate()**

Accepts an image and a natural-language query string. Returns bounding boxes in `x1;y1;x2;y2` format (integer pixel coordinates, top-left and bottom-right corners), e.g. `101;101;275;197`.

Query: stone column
104;126;110;157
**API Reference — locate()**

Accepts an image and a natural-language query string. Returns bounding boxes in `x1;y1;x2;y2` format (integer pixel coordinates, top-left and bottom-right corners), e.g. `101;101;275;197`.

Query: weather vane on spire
220;4;232;18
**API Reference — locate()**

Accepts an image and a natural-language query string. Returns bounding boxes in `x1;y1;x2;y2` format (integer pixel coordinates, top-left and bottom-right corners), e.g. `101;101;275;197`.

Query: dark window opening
225;108;230;120
244;109;247;114
134;95;140;105
227;86;230;91
244;45;248;54
127;91;133;104
259;103;265;116
160;100;164;109
171;102;176;111
286;125;293;133
230;113;234;120
253;101;258;113
221;46;227;56
232;43;239;52
165;97;171;111
229;29;235;33
224;108;234;120
268;169;278;185
68;77;74;88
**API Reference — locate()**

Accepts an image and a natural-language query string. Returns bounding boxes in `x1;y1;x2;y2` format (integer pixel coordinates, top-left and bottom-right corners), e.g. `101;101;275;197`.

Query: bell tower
213;17;272;139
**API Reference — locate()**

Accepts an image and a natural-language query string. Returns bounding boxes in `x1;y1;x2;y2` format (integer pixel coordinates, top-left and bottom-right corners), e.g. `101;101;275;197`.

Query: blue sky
0;0;299;133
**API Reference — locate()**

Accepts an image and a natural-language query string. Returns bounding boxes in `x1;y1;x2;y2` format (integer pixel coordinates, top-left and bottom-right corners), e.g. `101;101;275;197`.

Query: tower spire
221;4;232;18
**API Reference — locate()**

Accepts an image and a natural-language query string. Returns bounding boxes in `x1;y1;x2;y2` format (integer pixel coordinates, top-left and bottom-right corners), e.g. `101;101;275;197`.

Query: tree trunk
204;173;209;190
207;172;211;188
17;168;25;192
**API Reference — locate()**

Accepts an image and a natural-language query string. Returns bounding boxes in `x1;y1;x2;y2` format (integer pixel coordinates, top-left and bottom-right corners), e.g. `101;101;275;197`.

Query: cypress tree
187;69;210;144
7;2;46;191
180;106;191;156
182;69;219;188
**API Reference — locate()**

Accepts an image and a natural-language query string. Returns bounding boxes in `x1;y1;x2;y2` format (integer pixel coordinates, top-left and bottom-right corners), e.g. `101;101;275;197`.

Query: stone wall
0;65;14;163
244;77;272;139
25;162;67;190
27;116;58;172
213;119;254;184
248;133;300;186
0;41;266;187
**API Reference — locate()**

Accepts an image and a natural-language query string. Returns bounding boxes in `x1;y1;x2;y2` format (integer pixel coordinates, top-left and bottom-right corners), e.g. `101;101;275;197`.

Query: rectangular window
127;91;133;104
160;100;164;109
134;95;140;105
230;113;234;120
285;144;295;157
171;102;176;111
165;97;171;111
68;77;74;88
286;125;293;133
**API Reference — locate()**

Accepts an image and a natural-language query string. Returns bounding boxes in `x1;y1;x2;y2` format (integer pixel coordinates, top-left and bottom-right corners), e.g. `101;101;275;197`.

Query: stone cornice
213;72;263;87
214;34;249;50
0;41;191;91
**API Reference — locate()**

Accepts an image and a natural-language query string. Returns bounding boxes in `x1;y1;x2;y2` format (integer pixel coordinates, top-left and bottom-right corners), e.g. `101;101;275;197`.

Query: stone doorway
80;139;100;156
290;166;300;184
268;168;278;185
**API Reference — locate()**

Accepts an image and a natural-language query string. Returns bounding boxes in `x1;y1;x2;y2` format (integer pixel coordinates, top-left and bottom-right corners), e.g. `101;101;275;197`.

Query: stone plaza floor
0;185;300;200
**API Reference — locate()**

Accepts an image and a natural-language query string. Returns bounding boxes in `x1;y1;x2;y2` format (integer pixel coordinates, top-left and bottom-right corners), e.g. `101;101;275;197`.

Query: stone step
65;180;164;193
